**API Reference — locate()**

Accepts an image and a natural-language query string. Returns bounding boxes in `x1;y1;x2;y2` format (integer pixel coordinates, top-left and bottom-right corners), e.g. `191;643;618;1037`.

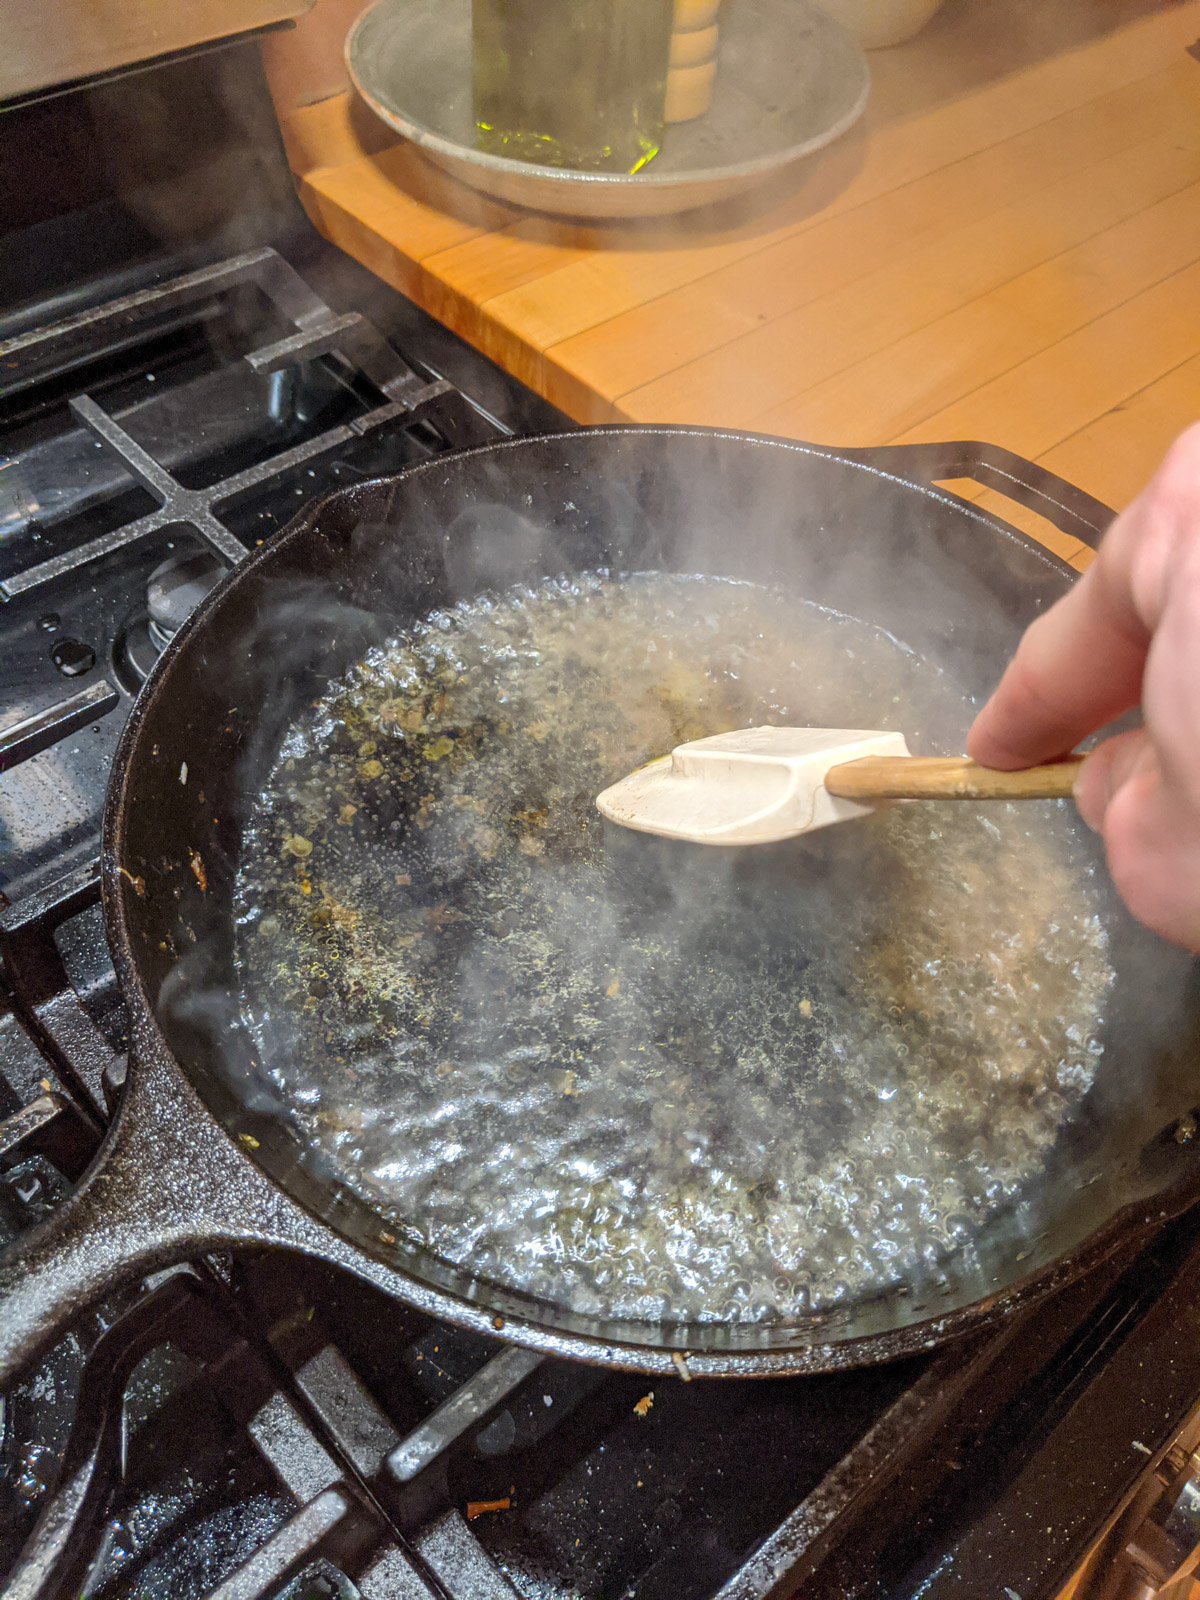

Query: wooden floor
277;0;1200;569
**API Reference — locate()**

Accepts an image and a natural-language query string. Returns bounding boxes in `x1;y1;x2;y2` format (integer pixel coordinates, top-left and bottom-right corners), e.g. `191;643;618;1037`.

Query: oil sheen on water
233;573;1112;1325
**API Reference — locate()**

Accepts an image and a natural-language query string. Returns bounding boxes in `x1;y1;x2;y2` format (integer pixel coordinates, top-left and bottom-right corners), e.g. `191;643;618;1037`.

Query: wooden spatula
595;727;1082;846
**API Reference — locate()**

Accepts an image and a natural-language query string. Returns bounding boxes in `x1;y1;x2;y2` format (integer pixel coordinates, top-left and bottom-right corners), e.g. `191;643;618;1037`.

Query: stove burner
146;547;227;648
113;614;165;688
113;548;228;686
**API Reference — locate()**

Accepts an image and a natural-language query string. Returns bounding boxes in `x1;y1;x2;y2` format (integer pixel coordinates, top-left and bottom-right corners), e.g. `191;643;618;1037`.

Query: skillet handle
843;440;1115;551
0;1051;270;1386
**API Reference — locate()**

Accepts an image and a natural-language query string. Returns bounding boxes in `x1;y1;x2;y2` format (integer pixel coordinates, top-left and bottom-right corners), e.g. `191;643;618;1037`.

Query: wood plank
297;144;522;302
933;475;1100;575
417;228;594;378
749;180;1200;447
470;234;784;388
547;59;1200;412
931;479;1089;567
423;222;587;310
967;491;1093;567
304;142;521;252
617;104;1200;429
431;242;763;403
895;257;1200;457
278;90;399;178
963;493;1097;572
1037;353;1200;511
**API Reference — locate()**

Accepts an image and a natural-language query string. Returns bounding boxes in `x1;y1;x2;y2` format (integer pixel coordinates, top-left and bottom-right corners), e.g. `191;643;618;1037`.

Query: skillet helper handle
845;440;1115;551
825;754;1084;802
0;1053;269;1386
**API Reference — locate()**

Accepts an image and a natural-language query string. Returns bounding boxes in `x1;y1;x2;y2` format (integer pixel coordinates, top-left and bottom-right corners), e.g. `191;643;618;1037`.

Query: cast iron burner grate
0;246;504;902
0;246;487;600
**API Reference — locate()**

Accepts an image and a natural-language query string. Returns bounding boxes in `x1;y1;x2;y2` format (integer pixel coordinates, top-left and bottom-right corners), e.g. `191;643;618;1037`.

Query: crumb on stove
633;1392;654;1417
466;1497;511;1521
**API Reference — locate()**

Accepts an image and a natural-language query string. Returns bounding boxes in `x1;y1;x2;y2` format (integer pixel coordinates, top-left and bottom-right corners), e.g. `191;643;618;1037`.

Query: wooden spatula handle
824;754;1084;802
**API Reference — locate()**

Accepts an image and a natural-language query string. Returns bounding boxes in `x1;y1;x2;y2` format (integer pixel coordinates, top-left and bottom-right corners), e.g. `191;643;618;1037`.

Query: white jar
817;0;948;49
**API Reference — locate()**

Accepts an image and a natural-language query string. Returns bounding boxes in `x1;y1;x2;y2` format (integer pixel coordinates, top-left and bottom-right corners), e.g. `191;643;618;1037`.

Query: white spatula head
596;726;913;845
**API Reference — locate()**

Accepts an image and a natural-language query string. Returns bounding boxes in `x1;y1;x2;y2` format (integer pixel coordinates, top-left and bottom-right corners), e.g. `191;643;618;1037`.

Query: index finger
966;426;1200;769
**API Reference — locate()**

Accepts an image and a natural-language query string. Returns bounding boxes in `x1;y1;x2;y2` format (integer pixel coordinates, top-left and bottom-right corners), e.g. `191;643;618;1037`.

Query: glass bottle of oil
473;0;674;174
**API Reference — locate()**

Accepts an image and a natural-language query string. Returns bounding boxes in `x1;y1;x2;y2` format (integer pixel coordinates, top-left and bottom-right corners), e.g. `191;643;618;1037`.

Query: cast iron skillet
3;427;1200;1386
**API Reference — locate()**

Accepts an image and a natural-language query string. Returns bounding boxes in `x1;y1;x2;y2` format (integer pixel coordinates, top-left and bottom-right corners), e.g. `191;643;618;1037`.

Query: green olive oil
473;0;674;173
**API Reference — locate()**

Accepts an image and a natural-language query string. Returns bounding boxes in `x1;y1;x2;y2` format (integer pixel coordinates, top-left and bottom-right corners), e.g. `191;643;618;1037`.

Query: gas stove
3;28;1200;1600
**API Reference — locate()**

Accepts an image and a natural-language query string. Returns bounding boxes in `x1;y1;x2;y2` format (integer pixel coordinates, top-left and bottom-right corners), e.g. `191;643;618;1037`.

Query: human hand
966;423;1200;951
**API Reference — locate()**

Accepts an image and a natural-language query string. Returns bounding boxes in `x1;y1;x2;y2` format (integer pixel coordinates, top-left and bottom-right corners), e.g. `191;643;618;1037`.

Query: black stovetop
2;33;1200;1600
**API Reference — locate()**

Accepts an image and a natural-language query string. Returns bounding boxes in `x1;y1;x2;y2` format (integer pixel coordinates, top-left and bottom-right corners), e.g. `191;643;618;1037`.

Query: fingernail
1073;758;1106;833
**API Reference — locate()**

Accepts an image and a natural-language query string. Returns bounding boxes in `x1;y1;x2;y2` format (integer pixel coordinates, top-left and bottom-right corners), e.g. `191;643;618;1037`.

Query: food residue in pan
233;572;1113;1327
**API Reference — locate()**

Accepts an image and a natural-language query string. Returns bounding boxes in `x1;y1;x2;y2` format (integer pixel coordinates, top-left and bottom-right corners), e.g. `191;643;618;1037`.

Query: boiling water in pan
234;573;1112;1323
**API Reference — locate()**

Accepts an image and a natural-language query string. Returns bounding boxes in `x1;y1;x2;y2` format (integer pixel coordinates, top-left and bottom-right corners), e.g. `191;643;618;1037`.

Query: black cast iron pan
3;427;1199;1387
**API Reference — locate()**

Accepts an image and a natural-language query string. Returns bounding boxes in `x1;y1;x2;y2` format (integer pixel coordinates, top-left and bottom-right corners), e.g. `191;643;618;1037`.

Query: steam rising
230;569;1113;1325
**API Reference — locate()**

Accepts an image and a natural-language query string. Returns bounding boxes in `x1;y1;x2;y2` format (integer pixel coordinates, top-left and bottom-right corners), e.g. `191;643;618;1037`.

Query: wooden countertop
275;0;1200;569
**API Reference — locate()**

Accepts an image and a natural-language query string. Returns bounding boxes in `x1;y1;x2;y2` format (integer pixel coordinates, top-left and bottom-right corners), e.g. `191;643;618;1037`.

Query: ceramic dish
346;0;871;219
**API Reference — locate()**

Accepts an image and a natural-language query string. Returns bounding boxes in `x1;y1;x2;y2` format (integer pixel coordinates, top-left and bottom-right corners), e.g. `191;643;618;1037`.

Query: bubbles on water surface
233;573;1112;1324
